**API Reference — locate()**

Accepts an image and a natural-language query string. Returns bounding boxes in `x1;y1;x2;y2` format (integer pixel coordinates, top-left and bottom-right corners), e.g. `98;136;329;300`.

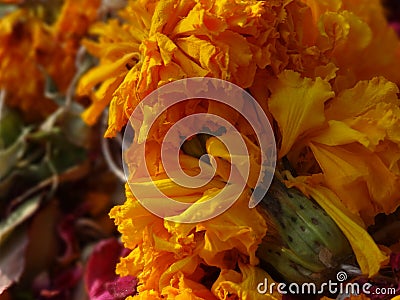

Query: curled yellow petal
77;52;136;95
268;70;334;157
310;120;370;148
325;77;399;121
212;263;281;300
196;190;267;268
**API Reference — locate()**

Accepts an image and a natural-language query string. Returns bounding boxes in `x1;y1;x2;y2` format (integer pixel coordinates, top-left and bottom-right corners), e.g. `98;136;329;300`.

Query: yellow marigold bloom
0;0;99;118
77;0;289;137
110;106;271;298
110;90;269;295
266;70;400;275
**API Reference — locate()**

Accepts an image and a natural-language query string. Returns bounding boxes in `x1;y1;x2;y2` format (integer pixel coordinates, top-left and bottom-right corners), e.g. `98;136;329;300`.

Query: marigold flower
110;182;269;299
275;0;400;89
77;0;289;137
268;71;400;225
0;9;56;118
102;0;400;298
0;0;100;119
265;70;400;277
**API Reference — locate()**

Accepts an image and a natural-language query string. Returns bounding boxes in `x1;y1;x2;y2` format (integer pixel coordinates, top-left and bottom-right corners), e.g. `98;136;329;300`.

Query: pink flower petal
85;238;136;300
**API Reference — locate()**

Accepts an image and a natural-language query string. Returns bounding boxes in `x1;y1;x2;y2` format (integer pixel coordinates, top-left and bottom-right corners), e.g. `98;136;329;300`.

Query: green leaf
61;103;91;147
0;196;41;245
0;108;24;149
0;4;18;18
0;127;30;180
49;135;87;174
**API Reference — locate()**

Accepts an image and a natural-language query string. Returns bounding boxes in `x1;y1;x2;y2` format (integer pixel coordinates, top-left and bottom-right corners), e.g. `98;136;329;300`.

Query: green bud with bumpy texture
257;179;353;285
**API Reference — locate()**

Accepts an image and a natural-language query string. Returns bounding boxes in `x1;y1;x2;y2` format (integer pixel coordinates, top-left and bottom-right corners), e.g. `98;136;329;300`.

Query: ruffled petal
212;263;281;300
268;70;334;157
309;142;400;224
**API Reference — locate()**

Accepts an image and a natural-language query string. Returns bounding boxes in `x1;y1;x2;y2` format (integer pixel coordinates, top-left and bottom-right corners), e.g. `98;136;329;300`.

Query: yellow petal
309;142;400;224
196;190;267;268
109;184;167;249
285;176;388;277
161;272;217;300
212;263;281;300
81;75;124;125
268;70;334;157
316;11;371;53
206;135;261;188
76;52;136;95
159;257;201;291
173;47;209;77
310;120;370;147
325;77;399;121
176;36;217;71
348;102;400;148
149;0;178;35
155;33;177;65
172;4;227;36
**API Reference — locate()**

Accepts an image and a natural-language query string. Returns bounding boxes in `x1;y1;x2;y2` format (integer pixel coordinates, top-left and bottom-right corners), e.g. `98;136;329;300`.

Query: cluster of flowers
2;0;400;299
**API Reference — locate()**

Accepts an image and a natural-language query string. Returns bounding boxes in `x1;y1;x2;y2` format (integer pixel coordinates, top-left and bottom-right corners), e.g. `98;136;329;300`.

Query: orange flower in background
266;0;400;90
77;0;289;137
47;0;101;91
0;8;56;118
0;0;100;119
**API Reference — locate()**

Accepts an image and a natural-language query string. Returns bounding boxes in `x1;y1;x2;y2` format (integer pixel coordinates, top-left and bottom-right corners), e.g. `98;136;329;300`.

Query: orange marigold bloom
0;0;100;119
263;0;400;90
77;0;289;137
104;0;400;297
109;183;269;299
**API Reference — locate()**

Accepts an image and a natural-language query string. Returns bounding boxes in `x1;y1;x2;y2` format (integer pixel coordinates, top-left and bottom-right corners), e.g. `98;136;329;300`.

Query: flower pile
74;0;400;299
1;0;400;299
